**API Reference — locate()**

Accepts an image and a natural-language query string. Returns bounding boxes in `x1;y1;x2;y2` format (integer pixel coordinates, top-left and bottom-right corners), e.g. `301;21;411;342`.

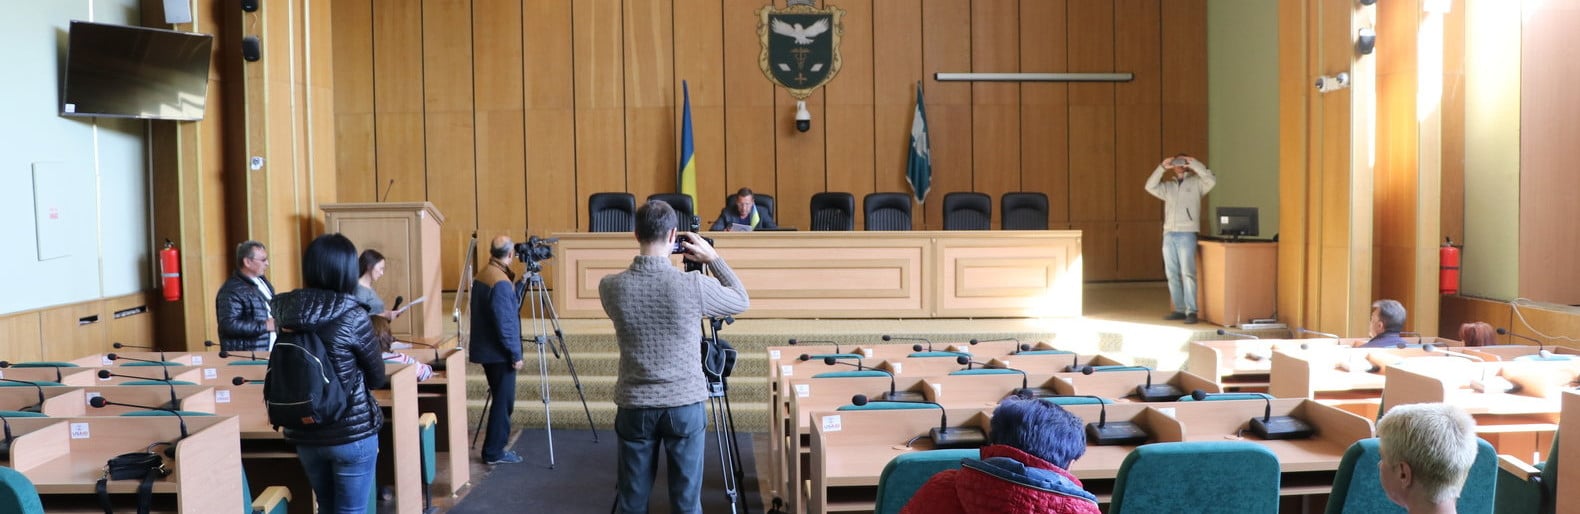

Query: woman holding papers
355;249;400;320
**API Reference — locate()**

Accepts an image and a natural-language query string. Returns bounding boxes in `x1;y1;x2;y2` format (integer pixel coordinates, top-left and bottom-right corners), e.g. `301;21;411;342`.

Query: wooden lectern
1197;240;1277;328
322;202;445;339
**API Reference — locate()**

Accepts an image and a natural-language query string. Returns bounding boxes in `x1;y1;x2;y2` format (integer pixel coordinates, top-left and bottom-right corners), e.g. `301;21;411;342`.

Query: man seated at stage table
709;187;776;231
902;397;1100;514
1376;403;1478;514
1360;299;1409;348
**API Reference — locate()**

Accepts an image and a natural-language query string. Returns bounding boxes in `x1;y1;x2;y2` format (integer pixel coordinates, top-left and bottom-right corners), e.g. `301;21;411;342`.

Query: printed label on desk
781;365;793;377
890;363;902;375
70;423;90;439
821;415;842;432
931;383;943;396
770;350;781;360
215;390;231;403
0;370;4;379
203;368;218;380
1156;407;1176;418
85;392;101;404
794;384;810;398
191;356;203;365
102;356;113;366
861;348;873;358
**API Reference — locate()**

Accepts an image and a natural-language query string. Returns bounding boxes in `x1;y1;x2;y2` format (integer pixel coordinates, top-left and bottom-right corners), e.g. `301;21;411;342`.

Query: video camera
671;215;705;254
515;235;556;272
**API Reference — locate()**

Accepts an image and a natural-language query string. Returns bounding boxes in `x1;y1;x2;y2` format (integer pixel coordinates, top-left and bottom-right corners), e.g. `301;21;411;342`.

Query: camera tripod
705;319;748;514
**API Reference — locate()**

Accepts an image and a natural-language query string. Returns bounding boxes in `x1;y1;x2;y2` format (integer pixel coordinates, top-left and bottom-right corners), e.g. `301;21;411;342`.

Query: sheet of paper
394;296;426;315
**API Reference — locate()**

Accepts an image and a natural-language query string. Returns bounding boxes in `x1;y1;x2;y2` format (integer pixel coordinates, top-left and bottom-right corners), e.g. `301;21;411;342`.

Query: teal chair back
420;413;439;510
227;360;269;366
123;380;198;386
811;370;890;379
0;381;64;387
1495;434;1559;514
837;402;934;411
947;369;1018;376
1111;441;1280;513
123;361;181;367
8;362;77;368
908;351;968;358
121;411;213;417
1041;396;1111;406
1176;392;1273;402
1514;354;1574;361
1326;437;1496;514
0;411;47;418
1014;349;1073;355
0;466;43;514
872;449;979;514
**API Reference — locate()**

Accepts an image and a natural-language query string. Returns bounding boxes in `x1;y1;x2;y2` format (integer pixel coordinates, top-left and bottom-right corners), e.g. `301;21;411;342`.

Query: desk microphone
208;340;263;361
1065;394;1149;446
0;411;16;459
1189;389;1313;440
884;335;935;352
817;358;924;401
232;377;264;386
953;356;1055;398
1012;343;1073;356
0;361;63;383
1080;365;1182;402
802;354;862;367
849;394;986;449
398;339;451;371
1216;329;1259;340
112;342;168;363
88;396;187;457
969;337;1020;347
1497;328;1546;352
1422;343;1483;362
1298;328;1343;342
1063;353;1086;373
789;339;843;355
96;369;182;411
0;378;47;413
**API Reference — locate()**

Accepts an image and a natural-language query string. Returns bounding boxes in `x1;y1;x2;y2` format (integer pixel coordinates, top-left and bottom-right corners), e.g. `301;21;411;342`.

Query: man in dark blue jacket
470;235;524;465
1360;299;1409;348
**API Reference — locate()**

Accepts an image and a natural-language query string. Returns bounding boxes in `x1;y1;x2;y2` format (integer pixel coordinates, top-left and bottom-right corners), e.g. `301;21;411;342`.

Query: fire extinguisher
1440;237;1460;296
160;239;181;302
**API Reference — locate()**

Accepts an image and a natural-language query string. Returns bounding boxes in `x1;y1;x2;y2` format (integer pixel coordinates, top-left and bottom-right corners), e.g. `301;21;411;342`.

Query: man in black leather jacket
217;240;276;352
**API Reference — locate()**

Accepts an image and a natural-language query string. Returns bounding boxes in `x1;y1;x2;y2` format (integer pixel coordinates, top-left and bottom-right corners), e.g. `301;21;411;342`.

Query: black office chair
942;192;992;230
724;193;775;223
647;193;696;224
863;192;913;231
810;192;855;231
1002;192;1050;230
588;192;636;232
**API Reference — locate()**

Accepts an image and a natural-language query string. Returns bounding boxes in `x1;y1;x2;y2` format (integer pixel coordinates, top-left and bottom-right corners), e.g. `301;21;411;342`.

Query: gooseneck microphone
1497;328;1546;352
1189;389;1313;440
801;354;863;369
789;339;843;355
1080;365;1182;402
0;378;48;413
818;358;924;401
969;337;1020;346
232;377;264;386
0;412;15;459
1298;328;1343;341
1063;353;1085;373
1216;329;1259;340
209;340;263;361
88;396;187;456
953;356;1054;398
97;369;181;411
113;342;168;363
0;361;63;383
850;394;986;449
107;353;176;381
1069;394;1149;446
884;335;935;352
1422;343;1484;362
398;339;450;371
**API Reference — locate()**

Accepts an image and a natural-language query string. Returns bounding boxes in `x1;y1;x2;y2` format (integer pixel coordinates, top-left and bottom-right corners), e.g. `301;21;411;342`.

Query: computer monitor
1217;207;1259;240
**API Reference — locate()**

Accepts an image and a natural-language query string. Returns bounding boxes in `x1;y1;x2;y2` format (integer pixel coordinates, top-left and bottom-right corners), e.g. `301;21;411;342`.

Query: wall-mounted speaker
163;0;193;24
242;36;261;62
242;0;259;12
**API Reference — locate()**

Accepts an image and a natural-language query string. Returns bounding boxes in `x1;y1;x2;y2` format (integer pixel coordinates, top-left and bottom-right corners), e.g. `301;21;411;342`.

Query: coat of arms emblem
757;0;845;99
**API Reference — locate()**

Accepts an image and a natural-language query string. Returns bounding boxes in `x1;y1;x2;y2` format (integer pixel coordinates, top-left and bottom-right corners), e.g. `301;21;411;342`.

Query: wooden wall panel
824;0;877;230
1114;0;1164;280
1438;295;1512;344
475;0;526;242
1020;0;1069;227
332;0;376;203
39;302;105;362
774;85;826;232
723;0;777;210
372;0;427;203
623;0;676;205
573;0;629;221
421;0;477;289
871;0;924;227
0;312;43;364
1440;0;1465;246
523;0;576;236
1067;0;1117;280
1519;2;1580;305
970;0;1021;211
1161;0;1208;159
674;0;727;223
920;0;973;229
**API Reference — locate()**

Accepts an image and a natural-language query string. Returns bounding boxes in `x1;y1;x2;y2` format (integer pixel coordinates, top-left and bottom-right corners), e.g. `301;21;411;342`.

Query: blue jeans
614;402;706;514
480;362;518;461
1163;231;1199;314
297;434;379;514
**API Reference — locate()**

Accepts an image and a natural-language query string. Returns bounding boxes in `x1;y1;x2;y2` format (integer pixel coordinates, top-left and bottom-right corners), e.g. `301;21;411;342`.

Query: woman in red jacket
902;397;1100;514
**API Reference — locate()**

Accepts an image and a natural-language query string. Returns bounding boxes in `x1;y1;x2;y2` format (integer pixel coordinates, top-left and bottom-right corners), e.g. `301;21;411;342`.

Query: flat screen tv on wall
60;21;213;121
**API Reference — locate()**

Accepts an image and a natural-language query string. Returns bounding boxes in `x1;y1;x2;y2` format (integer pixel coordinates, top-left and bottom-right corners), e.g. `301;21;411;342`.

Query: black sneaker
1184;313;1199;324
485;451;523;465
1163;312;1187;321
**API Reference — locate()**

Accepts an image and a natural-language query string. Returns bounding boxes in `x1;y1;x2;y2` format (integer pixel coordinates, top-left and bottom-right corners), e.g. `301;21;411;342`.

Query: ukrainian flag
678;80;698;205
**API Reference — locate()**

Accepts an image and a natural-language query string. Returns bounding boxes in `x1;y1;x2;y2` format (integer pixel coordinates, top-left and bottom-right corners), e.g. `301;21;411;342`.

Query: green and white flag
906;81;931;204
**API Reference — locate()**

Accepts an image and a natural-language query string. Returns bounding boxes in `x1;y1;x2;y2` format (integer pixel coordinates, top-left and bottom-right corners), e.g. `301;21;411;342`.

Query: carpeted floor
451;429;763;513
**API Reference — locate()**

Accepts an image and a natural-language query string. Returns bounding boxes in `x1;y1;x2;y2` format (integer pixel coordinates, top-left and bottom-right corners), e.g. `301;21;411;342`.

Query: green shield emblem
758;3;844;99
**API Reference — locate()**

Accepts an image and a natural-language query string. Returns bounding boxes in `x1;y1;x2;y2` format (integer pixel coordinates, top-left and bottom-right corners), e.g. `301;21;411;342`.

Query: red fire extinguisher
160;239;181;302
1440;237;1460;296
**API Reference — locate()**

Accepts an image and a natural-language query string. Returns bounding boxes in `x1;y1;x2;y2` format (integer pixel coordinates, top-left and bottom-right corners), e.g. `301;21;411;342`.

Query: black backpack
264;326;347;429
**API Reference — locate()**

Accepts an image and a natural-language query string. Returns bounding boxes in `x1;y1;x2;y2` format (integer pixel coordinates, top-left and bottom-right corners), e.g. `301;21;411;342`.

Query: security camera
1356;27;1376;55
795;100;811;133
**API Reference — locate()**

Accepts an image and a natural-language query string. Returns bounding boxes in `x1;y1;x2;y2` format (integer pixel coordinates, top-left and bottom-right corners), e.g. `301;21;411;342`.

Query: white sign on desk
70;423;90;439
781;365;794;377
216;390;231;403
203;368;218;380
770;350;781;360
794;384;810;398
821;415;842;432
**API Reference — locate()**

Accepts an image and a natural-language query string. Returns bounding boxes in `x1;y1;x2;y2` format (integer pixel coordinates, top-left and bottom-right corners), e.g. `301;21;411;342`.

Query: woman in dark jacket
272;233;388;513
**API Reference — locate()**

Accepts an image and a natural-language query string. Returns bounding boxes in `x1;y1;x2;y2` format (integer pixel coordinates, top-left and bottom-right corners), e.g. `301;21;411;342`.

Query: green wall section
1206;0;1280;240
1460;1;1520;301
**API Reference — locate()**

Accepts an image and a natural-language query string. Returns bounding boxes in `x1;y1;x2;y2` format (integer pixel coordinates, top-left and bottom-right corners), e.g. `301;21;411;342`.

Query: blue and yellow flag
678;81;698;205
907;81;931;204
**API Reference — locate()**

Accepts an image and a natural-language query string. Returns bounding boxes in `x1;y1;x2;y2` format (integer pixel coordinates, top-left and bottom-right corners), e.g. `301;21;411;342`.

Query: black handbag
95;445;171;514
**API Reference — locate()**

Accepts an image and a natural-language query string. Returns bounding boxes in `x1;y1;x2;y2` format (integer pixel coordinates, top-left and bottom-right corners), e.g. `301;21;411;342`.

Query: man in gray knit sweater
601;200;750;514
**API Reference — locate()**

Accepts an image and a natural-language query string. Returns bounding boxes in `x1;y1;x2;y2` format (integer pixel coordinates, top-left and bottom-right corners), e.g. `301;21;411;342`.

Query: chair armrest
1497;454;1541;480
252;485;293;514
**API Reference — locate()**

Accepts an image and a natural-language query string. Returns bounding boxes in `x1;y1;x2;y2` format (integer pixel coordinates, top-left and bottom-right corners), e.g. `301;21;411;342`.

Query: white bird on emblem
771;18;830;45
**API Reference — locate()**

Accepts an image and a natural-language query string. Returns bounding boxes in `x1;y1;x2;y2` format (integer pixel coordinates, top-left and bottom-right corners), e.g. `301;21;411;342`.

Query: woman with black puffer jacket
271;233;388;514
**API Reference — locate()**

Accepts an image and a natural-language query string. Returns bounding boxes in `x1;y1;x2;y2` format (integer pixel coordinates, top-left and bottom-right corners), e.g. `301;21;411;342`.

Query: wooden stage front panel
550;230;1083;319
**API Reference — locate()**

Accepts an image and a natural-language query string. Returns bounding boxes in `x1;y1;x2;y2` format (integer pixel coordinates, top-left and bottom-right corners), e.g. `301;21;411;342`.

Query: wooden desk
780;375;894;514
1559;391;1580;514
1055;369;1221;401
1461;345;1580;361
1196;240;1276;327
552;230;1084;318
808;408;992;513
1385;360;1565;462
0;366;98;386
1186;339;1345;392
394;343;471;494
10;416;242;512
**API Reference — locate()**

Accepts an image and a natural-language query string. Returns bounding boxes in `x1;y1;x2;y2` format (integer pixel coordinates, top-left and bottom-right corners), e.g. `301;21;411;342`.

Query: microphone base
1135;384;1184;403
883;390;927;402
1086;421;1149;446
1250;416;1313;440
930;427;988;449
